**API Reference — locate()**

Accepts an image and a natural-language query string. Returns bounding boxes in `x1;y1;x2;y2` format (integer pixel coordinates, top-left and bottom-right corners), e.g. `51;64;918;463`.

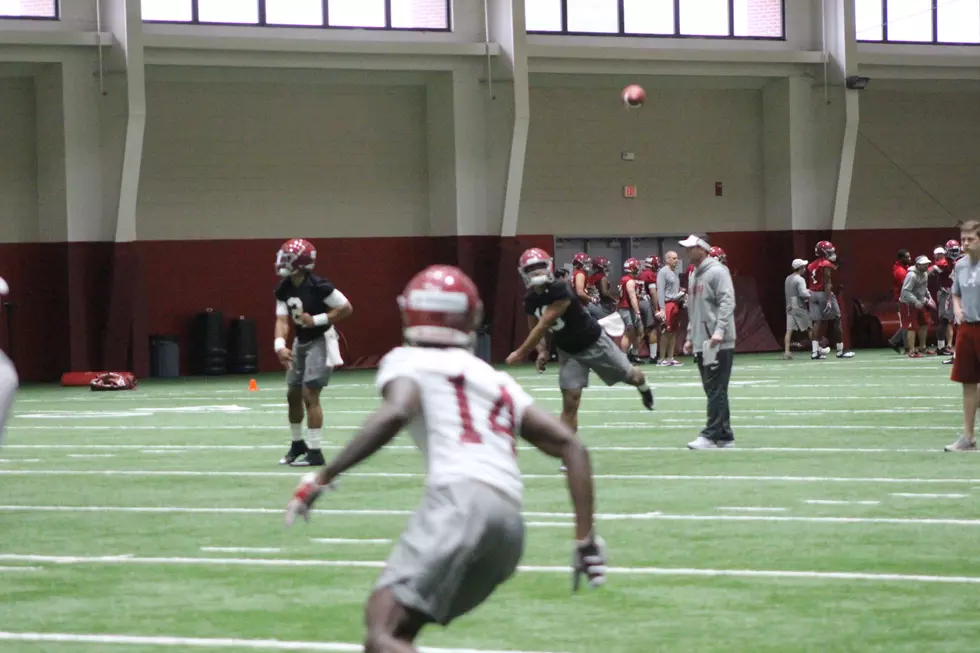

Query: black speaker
229;316;258;374
192;309;226;375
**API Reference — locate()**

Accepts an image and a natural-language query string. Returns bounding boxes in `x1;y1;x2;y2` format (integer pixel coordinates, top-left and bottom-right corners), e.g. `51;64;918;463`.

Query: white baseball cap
792;258;808;270
934;247;944;256
679;234;710;250
915;255;930;265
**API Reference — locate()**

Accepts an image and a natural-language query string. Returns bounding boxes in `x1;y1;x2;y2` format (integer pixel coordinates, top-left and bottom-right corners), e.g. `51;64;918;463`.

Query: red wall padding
0;228;959;382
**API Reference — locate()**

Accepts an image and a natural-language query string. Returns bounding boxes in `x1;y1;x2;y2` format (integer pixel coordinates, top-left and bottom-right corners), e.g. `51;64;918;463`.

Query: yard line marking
0;631;565;653
805;500;881;505
716;507;786;512
311;538;391;544
2;470;980;484
3;555;980;586
526;521;574;527
67;454;115;459
141;449;187;454
890;493;967;499
200;547;281;553
0;566;39;572
3;504;980;527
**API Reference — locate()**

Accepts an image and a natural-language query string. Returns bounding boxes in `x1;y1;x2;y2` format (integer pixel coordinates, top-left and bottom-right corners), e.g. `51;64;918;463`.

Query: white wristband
274;337;287;352
312;313;329;327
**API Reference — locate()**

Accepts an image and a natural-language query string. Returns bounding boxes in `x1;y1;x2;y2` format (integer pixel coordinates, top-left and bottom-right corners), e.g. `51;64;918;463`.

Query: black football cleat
291;448;325;467
279;440;308;466
639;387;655;411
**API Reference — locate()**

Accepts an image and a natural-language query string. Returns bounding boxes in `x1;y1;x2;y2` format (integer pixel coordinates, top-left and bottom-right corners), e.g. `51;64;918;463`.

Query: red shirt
892;261;909;301
934;257;953;290
638;269;657;298
807;259;837;292
572;269;589;299
618;275;635;309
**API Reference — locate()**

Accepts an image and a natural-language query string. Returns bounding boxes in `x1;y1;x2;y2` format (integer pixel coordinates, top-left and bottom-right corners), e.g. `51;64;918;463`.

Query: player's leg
364;588;427;653
580;333;654;410
293;339;332;467
688;348;735;449
280;341;308;465
947;325;980;451
809;292;826;359
0;350;18;447
784;312;794;359
828;296;854;358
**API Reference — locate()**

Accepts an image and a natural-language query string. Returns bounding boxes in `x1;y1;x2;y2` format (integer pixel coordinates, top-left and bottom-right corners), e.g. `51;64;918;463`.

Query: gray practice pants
695;348;734;443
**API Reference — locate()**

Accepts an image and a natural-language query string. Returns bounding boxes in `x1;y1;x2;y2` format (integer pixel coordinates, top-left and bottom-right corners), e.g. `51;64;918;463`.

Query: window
525;0;785;38
856;0;980;44
140;0;450;30
0;0;57;18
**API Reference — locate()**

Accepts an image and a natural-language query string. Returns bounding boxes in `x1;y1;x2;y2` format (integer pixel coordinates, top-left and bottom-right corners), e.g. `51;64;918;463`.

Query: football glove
284;472;334;527
572;532;608;592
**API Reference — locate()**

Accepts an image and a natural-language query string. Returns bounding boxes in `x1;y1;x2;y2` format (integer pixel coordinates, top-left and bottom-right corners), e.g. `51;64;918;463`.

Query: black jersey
275;273;341;344
524;281;602;354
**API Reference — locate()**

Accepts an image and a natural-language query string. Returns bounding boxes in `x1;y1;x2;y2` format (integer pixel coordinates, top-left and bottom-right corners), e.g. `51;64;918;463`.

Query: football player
806;240;855;360
587;256;616;320
284;265;607;651
274;238;354;467
887;250;913;353
507;248;653;439
657;251;687;366
570;252;593;306
638;255;662;364
709;246;728;267
617;258;644;359
0;276;16;448
901;255;936;358
933;240;961;359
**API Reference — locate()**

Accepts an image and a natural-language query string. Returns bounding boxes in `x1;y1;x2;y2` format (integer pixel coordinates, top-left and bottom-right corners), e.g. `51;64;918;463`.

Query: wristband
312;313;330;327
274;337;286;352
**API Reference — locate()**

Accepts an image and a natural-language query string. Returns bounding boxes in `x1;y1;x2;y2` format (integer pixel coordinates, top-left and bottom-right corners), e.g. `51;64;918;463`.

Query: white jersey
375;346;533;504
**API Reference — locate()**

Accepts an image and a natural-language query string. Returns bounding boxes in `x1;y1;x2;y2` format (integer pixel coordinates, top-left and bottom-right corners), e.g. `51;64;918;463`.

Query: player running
507;248;653;436
284;265;608;651
273;238;354;467
806;240;855;360
0;276;16;448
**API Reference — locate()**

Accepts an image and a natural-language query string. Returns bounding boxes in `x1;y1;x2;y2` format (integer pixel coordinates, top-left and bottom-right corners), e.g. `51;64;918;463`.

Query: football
621;84;645;109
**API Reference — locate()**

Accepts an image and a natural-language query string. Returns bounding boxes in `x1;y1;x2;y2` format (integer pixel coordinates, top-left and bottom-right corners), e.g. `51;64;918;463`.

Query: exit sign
623;185;637;198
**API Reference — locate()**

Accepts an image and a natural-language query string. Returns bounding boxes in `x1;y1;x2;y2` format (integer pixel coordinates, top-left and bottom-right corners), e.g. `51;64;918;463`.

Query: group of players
889;239;963;363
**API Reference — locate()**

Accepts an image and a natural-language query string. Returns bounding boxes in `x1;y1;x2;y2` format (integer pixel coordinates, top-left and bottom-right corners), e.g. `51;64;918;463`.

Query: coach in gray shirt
680;235;736;449
946;220;980;452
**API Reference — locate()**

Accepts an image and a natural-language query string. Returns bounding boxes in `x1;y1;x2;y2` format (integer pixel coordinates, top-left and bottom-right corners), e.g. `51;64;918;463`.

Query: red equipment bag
89;372;138;391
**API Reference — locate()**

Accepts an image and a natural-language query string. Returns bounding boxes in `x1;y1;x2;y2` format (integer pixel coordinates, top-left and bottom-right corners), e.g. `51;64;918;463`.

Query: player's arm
301;284;353;328
627;279;641;316
656;269;668;311
599;277;616;303
285;377;421;525
528;315;550;365
274;301;293;365
798;277;811;302
952;271;964;322
519;404;606;590
711;271;735;345
900;271;920;307
573;273;590;304
509;300;570;363
823;267;833;295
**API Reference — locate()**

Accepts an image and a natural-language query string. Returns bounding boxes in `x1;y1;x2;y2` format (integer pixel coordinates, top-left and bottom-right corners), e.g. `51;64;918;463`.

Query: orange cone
248;379;258;392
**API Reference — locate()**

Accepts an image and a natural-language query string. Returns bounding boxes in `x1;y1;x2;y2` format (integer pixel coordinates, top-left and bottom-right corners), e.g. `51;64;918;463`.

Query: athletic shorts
938;289;954;322
786;307;811;333
375;480;524;626
638;297;656;329
558;332;634;391
664;300;683;333
809;291;841;321
285;337;333;389
617;308;641;331
900;304;931;330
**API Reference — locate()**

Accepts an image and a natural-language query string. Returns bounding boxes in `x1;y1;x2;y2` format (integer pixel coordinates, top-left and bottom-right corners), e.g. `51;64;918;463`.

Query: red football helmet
572;252;592;271
519;248;555;288
644;255;661;270
276;238;316;277
397;265;483;348
709;246;727;265
623;257;641;275
592;256;609;271
946;239;962;259
815;240;837;262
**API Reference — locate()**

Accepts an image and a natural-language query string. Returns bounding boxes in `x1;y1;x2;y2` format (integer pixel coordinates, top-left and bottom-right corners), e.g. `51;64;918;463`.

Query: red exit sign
623;185;637;198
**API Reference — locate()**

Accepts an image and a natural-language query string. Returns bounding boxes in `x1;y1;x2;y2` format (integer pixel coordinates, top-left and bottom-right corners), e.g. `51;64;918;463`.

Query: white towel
597;312;625;339
325;328;344;367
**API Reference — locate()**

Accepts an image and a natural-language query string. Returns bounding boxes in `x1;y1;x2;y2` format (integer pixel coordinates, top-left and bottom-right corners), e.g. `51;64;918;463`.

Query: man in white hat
784;259;812;360
900;255;936;358
0;275;17;448
679;235;736;449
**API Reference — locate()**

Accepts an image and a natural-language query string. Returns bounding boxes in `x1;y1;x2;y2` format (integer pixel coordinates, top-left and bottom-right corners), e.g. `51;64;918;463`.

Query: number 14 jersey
375;346;534;504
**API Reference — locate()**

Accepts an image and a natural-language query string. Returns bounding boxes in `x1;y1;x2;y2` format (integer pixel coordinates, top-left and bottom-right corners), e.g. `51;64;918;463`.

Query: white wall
519;85;765;235
849;88;980;229
137;79;430;240
0;77;38;243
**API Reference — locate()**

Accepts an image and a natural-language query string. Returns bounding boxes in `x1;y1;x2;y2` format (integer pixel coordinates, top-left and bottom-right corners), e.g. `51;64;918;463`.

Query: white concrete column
823;0;859;231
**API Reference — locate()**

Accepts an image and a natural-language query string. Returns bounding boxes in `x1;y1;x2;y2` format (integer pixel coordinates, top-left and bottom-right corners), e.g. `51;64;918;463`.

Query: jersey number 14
448;375;517;455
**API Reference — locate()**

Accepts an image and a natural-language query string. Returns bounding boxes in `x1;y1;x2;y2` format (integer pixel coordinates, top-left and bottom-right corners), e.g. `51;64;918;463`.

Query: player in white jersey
284;265;607;653
0;276;17;448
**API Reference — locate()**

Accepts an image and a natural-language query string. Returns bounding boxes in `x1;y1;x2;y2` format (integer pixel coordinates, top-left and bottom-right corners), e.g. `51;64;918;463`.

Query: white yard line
200;547;281;553
716;507;787;512
0;632;563;653
66;454;116;459
310;538;391;544
804;500;881;505
0;566;39;572
2;555;979;585
890;493;968;499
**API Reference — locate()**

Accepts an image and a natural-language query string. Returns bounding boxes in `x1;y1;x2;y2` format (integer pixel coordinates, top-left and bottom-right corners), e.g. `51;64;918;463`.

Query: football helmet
519;248;555;288
815;240;837;262
623;257;641;275
592;256;609;272
572;252;592;272
644;255;661;270
398;265;483;348
946;239;962;259
276;238;316;277
709;246;727;265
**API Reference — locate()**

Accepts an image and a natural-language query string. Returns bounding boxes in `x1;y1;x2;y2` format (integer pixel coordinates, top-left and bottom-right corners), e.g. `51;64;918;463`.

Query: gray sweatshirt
657;266;682;311
900;268;929;306
686;257;736;350
785;273;810;310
